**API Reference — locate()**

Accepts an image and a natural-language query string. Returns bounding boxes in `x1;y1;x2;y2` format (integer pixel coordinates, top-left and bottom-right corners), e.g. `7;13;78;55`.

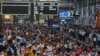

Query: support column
30;2;34;23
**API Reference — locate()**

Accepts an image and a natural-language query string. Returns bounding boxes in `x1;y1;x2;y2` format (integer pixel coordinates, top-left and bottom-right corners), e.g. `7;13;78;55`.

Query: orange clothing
25;48;37;56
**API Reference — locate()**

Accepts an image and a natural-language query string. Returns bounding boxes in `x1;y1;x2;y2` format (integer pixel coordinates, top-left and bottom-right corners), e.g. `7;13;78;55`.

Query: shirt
97;34;100;41
18;37;26;44
88;52;97;56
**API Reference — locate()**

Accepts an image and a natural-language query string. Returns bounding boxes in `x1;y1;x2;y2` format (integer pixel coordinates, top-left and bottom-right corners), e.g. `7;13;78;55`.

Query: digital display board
59;11;69;17
1;3;30;15
40;6;57;14
2;6;29;14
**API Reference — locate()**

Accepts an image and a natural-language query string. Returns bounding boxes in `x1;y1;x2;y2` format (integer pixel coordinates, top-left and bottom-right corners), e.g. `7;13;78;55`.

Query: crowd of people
0;24;100;56
62;24;100;47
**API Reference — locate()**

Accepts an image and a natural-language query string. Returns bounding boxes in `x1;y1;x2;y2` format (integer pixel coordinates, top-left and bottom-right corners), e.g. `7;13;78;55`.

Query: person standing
97;51;100;56
96;32;100;48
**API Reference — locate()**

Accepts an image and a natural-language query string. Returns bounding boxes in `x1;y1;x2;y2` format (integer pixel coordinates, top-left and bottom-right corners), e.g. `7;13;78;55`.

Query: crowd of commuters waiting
62;24;100;47
0;24;100;56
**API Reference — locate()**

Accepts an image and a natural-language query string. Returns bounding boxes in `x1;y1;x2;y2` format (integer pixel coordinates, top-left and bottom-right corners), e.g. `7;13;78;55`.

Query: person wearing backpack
88;47;97;56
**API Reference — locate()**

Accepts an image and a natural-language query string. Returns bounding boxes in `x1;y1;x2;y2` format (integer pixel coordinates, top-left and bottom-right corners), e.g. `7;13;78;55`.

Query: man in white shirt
88;48;97;56
88;52;97;56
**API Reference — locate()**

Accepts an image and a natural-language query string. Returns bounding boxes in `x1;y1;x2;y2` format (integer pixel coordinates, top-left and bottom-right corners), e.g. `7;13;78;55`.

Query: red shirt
76;46;82;55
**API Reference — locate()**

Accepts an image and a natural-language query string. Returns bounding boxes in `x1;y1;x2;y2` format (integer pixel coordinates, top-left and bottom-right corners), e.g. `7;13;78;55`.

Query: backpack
90;52;96;56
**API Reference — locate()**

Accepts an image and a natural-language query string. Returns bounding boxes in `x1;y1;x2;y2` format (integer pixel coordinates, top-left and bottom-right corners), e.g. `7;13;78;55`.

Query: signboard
2;6;29;14
59;10;71;18
1;2;30;15
59;11;68;17
40;6;58;14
